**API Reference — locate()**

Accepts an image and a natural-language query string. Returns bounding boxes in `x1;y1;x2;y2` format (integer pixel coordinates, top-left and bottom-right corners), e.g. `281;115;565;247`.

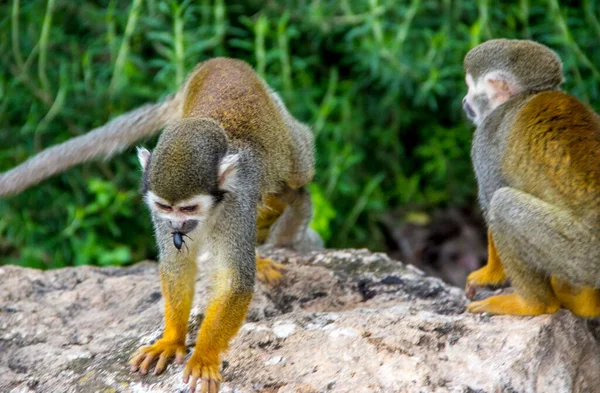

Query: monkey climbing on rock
0;58;316;392
462;39;600;317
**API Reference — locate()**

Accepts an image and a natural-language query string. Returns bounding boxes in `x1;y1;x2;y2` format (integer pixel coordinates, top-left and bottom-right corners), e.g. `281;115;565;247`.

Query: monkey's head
137;118;237;236
462;39;564;126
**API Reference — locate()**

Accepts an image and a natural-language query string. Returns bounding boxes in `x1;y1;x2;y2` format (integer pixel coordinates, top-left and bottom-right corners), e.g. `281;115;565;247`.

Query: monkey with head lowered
0;58;315;392
462;39;600;317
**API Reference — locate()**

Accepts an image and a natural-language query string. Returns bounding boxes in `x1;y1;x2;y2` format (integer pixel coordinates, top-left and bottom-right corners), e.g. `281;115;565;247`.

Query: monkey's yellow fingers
467;293;560;316
153;347;177;375
175;348;186;364
183;356;221;393
129;351;148;372
130;340;186;374
139;351;159;375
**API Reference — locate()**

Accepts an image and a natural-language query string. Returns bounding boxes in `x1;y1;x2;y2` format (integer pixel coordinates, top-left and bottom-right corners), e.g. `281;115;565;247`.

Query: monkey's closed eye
156;202;172;211
180;205;198;212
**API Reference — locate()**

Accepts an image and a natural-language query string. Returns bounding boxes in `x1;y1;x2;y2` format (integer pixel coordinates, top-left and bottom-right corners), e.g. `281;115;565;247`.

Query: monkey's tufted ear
484;71;521;106
218;154;239;191
137;147;151;171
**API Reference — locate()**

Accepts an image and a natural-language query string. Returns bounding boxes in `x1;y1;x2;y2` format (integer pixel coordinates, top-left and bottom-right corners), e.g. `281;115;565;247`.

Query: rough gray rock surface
1;248;599;393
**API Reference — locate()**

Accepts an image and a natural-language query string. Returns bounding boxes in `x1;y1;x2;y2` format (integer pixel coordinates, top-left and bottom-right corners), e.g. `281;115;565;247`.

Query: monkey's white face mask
463;72;520;126
145;191;214;233
136;146;239;250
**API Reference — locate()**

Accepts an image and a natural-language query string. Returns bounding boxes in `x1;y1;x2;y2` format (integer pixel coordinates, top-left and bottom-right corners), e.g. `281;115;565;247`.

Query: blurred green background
1;0;599;268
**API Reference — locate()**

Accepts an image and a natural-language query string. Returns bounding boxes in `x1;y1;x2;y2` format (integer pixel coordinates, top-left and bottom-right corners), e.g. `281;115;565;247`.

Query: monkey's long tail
0;93;183;197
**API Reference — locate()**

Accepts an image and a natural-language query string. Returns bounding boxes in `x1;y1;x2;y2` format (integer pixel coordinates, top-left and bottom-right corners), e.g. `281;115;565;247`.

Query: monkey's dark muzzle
462;100;476;121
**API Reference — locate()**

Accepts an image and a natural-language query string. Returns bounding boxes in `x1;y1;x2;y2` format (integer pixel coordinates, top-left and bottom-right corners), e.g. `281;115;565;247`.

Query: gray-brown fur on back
148;118;227;202
180;58;305;196
464;39;564;91
265;87;315;188
0;93;183;197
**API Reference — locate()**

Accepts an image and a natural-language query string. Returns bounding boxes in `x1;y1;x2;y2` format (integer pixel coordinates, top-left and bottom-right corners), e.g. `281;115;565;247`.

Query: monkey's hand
467;293;560;316
465;230;507;299
183;353;222;393
129;338;186;375
465;264;507;299
256;254;285;285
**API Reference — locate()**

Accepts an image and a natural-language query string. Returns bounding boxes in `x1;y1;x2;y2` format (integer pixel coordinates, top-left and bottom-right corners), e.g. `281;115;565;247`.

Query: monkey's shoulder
506;91;600;205
515;91;600;139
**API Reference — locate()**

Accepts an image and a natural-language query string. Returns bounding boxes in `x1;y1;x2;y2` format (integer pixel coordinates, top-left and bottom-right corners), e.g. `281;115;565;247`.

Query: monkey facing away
0;58;315;392
462;39;600;317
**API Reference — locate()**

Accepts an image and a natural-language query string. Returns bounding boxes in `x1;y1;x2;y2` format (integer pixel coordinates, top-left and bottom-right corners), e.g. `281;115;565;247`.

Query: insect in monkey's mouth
172;231;191;251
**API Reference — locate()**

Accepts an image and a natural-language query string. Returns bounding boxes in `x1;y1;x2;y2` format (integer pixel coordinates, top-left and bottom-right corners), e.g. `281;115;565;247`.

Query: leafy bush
1;0;599;267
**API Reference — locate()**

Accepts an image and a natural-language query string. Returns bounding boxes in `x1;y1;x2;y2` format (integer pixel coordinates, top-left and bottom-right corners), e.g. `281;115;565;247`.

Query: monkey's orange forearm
466;230;507;291
160;265;196;343
192;289;252;365
483;231;506;282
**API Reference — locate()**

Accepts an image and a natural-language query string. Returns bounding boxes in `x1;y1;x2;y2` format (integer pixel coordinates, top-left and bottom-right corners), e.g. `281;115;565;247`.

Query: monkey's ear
485;71;520;106
137;147;151;171
218;154;239;191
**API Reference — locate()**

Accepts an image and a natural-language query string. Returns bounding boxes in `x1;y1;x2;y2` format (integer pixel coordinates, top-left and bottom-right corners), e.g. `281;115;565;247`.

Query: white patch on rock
265;355;284;366
328;327;360;339
273;323;296;338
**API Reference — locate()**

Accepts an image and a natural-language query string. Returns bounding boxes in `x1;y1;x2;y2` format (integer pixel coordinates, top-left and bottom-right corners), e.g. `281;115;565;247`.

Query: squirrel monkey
0;58;315;392
462;39;600;317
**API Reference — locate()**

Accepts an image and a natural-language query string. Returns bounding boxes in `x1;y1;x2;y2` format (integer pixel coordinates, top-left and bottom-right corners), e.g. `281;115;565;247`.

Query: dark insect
172;232;192;252
173;232;184;250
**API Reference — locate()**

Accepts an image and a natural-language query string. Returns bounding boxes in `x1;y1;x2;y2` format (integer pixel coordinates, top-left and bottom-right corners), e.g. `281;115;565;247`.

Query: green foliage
1;0;600;267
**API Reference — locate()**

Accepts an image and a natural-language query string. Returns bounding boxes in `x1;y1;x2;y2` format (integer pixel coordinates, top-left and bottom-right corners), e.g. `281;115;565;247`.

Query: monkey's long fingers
153;348;176;375
139;351;159;375
187;374;198;393
153;355;167;375
175;348;186;364
201;377;220;393
129;346;152;371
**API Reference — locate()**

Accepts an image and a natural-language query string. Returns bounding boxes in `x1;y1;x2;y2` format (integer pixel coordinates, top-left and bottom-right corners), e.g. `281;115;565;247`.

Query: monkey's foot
256;255;285;285
465;265;507;299
183;354;222;393
551;277;600;318
129;338;186;375
467;293;560;316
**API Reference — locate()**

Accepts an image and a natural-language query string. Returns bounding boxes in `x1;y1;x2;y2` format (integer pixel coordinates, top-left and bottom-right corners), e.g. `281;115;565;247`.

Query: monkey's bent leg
465;230;507;299
550;277;600;318
468;187;599;316
266;187;313;248
130;258;196;375
254;195;291;285
256;195;288;244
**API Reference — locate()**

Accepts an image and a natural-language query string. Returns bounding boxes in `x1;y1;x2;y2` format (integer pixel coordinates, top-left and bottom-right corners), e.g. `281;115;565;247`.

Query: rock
0;248;598;393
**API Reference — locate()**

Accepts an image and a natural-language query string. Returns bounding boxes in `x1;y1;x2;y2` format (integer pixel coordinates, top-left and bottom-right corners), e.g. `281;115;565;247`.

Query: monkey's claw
256;255;285;285
129;339;186;376
467;293;560;316
183;354;222;393
465;265;507;299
